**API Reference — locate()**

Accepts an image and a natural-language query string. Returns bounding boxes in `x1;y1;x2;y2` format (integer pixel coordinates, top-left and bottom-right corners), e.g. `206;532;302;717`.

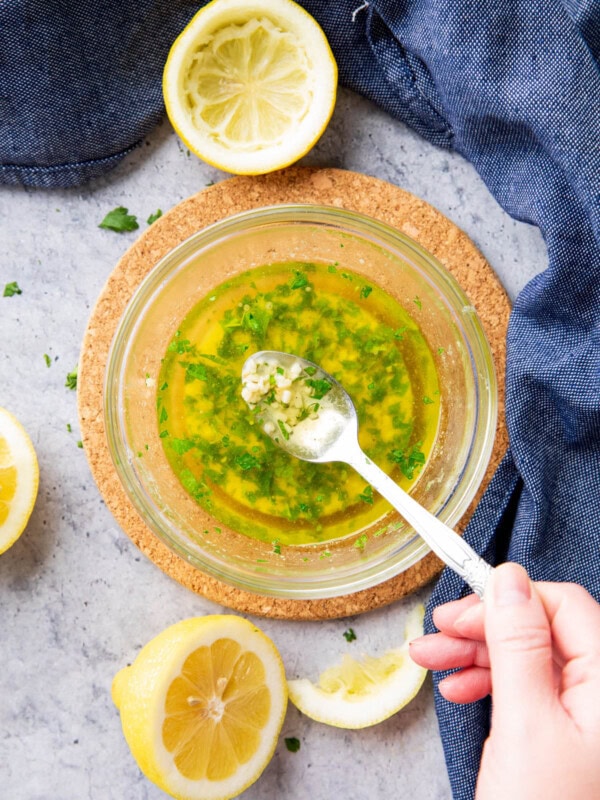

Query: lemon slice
288;604;427;729
163;0;338;174
0;407;39;555
112;615;287;800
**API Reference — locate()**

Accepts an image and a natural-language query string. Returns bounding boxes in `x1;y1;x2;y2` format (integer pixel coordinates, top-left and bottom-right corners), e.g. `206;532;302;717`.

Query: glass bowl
104;204;497;599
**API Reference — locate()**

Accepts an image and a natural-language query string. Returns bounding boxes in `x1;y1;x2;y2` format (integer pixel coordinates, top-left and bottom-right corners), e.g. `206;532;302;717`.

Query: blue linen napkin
3;2;599;797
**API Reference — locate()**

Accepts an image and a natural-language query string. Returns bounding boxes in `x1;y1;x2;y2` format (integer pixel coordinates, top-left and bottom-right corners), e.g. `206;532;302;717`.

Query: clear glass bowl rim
104;203;498;599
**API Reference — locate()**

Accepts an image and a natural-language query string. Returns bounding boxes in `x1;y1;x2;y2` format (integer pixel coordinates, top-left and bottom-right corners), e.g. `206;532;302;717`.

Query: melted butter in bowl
157;261;440;546
105;204;497;599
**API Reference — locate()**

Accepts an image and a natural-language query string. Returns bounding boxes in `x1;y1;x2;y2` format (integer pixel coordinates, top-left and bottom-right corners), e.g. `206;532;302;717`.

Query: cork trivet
78;167;510;620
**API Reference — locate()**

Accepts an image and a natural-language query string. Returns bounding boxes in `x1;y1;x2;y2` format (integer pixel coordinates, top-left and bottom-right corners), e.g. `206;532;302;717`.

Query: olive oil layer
158;262;440;545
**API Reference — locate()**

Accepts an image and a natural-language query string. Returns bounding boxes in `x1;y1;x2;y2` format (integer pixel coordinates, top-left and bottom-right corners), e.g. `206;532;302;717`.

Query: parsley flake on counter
77;440;83;448
3;281;22;297
65;367;78;390
44;354;52;368
343;628;357;642
99;206;139;233
284;737;301;753
147;209;163;225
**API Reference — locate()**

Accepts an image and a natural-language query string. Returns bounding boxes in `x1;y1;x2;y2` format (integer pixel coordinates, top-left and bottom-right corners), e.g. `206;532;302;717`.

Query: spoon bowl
243;350;494;598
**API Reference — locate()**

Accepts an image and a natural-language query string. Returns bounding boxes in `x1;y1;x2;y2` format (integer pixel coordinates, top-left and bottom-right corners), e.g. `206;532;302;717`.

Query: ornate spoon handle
343;445;493;598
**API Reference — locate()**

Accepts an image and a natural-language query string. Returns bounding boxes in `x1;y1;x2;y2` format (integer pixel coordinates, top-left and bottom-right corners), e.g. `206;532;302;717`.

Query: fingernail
490;563;531;606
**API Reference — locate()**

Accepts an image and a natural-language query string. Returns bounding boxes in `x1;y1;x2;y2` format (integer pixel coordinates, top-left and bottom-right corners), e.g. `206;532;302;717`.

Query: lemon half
112;615;287;800
163;0;338;174
0;407;39;555
288;604;427;729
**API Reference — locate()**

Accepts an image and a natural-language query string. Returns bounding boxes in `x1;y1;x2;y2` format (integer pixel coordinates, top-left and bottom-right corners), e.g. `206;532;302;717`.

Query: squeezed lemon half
0;407;39;555
288;604;427;729
163;0;338;174
112;615;287;800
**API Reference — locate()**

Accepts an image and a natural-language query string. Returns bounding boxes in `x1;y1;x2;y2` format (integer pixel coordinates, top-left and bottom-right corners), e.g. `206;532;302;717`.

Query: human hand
409;563;600;800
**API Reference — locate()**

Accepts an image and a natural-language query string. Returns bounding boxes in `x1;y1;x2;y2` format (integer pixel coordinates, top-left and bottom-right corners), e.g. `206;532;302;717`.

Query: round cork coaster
78;167;510;620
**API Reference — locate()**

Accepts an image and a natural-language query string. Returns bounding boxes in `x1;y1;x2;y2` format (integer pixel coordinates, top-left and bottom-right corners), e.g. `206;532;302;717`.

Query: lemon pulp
163;0;337;174
287;604;427;729
163;639;271;780
0;407;39;554
112;615;287;800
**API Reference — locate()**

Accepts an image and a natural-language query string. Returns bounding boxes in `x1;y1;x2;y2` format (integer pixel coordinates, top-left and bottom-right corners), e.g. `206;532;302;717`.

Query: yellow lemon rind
0;407;39;555
287;604;427;730
162;0;338;175
113;615;288;800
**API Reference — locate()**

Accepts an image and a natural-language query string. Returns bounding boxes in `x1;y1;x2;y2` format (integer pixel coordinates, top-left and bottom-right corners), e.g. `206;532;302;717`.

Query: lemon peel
0;407;39;555
112;615;287;800
163;0;337;174
287;603;427;729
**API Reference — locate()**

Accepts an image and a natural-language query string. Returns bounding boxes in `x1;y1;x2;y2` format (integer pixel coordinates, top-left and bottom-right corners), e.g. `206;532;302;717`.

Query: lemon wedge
287;604;427;729
0;407;39;555
163;0;338;174
112;615;287;800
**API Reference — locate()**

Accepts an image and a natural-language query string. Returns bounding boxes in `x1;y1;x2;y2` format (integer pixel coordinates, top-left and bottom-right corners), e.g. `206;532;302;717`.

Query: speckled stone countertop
0;88;546;800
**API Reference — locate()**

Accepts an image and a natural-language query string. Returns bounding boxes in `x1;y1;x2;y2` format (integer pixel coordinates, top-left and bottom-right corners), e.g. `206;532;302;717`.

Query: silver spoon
242;350;493;598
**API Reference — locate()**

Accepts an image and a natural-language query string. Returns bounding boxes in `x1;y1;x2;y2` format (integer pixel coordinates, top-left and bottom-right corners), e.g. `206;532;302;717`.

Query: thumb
484;563;555;729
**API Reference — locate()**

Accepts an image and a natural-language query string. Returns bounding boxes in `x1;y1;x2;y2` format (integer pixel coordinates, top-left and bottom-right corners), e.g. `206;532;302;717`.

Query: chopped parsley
360;285;373;299
99;206;139;233
284;737;300;752
184;362;208;382
389;445;426;480
65;367;78;390
354;533;368;550
305;378;332;399
3;281;22;297
358;485;374;504
235;452;260;471
147;209;163;225
44;353;52;368
289;271;309;290
170;438;195;455
343;628;357;642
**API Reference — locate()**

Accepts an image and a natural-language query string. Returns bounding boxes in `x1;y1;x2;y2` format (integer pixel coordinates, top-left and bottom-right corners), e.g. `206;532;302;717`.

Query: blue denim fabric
0;0;199;187
3;2;599;798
